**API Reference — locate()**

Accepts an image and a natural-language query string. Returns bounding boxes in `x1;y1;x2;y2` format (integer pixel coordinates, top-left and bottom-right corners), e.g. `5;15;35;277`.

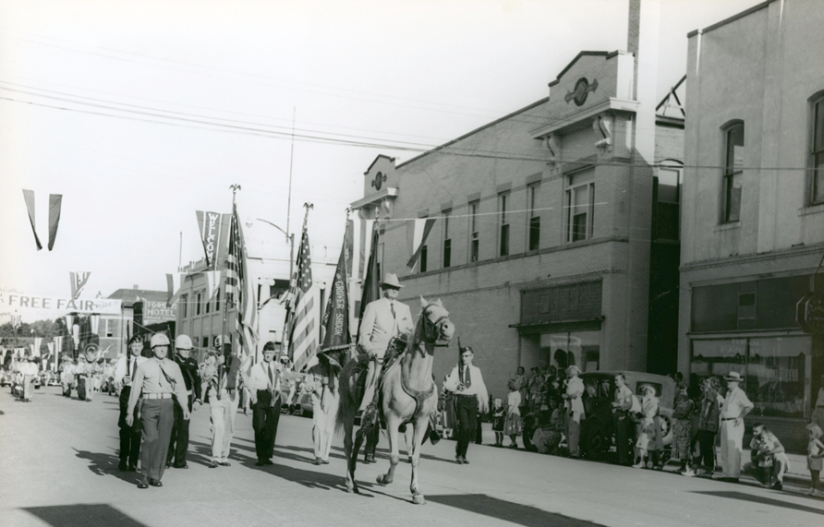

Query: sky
0;0;762;321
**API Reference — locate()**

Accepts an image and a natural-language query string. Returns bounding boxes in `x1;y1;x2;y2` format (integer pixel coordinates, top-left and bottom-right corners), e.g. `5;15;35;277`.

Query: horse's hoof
412;494;426;505
376;474;391;485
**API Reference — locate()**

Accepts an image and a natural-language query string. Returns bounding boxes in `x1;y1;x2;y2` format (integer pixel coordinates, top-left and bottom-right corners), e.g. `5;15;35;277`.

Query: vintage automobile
579;371;676;462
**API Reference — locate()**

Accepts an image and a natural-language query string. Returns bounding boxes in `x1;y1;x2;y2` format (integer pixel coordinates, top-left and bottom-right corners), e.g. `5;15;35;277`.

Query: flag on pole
225;203;257;358
22;190;42;250
319;225;351;367
286;223;318;372
357;220;381;334
406;217;436;270
70;272;91;300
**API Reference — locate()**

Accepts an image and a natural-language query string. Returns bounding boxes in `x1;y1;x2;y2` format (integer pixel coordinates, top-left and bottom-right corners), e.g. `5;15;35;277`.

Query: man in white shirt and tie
114;335;147;472
719;371;754;482
242;341;282;466
444;346;489;464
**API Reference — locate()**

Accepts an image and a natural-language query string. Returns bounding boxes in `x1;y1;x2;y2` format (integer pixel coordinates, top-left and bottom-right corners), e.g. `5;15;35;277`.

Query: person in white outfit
718;371;753;481
306;356;340;465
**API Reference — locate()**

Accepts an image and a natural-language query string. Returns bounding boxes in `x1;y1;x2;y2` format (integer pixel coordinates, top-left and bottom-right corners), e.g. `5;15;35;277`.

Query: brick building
678;0;824;451
351;0;685;398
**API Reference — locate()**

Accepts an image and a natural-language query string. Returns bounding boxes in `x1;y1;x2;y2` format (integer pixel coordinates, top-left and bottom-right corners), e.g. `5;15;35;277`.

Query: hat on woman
566;365;582;376
724;371;744;382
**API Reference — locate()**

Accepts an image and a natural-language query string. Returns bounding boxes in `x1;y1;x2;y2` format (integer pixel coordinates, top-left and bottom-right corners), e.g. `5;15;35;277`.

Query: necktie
390;301;396;319
463;365;472;388
129;358;135;380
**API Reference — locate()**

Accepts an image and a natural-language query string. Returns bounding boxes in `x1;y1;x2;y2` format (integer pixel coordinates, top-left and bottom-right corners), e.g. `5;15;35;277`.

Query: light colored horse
336;297;454;504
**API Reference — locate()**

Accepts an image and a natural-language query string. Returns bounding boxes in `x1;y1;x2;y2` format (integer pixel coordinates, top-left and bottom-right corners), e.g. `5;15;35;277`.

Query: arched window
722;121;745;223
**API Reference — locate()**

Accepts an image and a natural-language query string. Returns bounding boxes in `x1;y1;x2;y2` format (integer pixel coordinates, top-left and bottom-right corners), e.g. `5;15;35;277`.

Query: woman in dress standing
505;379;522;448
671;382;696;475
563;366;585;458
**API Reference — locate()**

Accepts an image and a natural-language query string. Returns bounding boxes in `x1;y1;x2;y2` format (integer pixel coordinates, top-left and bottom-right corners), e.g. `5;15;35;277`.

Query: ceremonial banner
320;227;351;358
48;194;63;251
286;218;318;372
0;292;122;314
196;211;231;270
22;189;43;250
225;204;257;358
357;220;381;334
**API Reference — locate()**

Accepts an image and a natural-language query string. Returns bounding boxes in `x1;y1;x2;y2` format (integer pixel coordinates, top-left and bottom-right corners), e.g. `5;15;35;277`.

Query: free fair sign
0;292;122;314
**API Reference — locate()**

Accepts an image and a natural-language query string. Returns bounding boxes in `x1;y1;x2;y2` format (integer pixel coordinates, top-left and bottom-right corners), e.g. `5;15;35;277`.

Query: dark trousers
118;386;141;468
166;396;192;467
616;414;631;465
139;398;175;482
364;427;380;457
77;377;87;400
696;430;717;471
455;395;478;458
252;391;282;461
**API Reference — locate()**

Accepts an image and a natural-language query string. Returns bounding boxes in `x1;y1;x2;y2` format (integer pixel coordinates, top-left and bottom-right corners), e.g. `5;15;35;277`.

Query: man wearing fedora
719;371;753;482
358;272;414;462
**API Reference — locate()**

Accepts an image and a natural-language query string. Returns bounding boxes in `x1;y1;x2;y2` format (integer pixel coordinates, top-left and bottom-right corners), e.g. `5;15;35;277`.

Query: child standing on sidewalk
807;423;824;496
492;398;505;446
505;380;522;448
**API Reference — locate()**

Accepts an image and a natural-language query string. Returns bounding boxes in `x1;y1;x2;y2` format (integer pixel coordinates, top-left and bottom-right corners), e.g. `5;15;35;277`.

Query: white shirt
113;355;146;388
444;363;489;411
721;386;753;419
243;360;282;393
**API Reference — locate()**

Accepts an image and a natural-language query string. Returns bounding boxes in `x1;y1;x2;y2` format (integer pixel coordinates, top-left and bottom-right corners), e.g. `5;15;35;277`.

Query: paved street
2;387;822;527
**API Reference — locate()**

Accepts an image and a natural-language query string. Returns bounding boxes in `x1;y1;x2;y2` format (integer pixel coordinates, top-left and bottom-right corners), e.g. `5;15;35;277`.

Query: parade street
0;388;820;527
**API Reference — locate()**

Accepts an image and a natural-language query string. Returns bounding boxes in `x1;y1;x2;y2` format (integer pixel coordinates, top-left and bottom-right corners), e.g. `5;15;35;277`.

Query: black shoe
149;479;162;487
118;463;128;472
264;459;274;465
255;460;265;467
165;462;171;469
364;453;375;464
173;464;188;469
462;457;470;464
314;457;323;465
771;481;783;491
456;456;464;464
428;429;441;446
128;466;137;472
138;480;149;489
209;461;219;468
218;460;231;467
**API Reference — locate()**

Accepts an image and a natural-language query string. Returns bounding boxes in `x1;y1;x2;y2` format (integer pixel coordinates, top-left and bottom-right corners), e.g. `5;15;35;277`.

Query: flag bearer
166;334;202;469
242;341;283;466
114;335;146;471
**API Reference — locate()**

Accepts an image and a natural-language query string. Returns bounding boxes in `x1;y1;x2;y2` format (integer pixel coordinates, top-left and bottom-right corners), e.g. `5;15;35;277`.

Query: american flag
286;224;318;372
225;203;257;358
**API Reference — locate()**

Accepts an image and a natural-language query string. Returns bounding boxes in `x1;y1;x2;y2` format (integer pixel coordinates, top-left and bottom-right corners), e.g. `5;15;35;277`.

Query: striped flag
286;223;318;372
225;203;257;358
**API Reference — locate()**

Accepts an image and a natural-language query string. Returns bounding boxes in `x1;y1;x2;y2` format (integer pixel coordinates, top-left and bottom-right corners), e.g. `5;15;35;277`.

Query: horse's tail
335;359;357;437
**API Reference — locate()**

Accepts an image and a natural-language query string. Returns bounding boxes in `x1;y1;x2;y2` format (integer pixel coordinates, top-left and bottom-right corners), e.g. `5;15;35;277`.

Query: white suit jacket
358;297;414;355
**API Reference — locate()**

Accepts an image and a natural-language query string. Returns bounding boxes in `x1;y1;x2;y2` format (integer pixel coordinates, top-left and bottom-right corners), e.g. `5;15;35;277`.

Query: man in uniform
719;371;754;482
114;335;146;471
357;273;414;463
206;335;243;468
166;334;202;469
125;333;189;489
444;345;489;464
242;341;282;466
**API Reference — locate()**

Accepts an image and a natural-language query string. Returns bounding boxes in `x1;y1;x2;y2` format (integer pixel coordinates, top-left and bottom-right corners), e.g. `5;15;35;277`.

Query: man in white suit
358;273;414;414
242;341;282;466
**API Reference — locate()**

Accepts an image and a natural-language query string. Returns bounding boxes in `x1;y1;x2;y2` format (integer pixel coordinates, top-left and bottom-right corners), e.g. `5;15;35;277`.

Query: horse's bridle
422;305;450;346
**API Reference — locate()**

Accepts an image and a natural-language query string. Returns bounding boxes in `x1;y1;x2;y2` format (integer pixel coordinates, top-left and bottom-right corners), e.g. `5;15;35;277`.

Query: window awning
509;316;604;335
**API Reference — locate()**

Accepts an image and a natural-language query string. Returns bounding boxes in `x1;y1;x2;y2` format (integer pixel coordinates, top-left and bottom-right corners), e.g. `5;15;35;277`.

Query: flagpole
223;184;241;356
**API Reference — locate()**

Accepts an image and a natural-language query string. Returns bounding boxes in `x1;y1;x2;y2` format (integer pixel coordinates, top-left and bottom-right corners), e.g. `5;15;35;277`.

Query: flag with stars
286;223;318;372
225;203;257;358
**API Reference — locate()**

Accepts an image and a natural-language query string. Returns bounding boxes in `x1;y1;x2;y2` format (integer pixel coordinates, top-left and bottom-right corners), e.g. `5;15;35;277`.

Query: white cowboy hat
566;365;582;376
724;371;744;382
380;273;404;289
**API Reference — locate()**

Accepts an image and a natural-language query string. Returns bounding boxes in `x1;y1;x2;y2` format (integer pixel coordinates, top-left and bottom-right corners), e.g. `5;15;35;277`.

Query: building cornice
680;242;824;273
350;187;398;210
530;98;640;139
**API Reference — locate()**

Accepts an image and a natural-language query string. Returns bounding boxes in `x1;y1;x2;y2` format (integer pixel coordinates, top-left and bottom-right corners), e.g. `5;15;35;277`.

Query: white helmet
174;334;193;350
150;333;171;348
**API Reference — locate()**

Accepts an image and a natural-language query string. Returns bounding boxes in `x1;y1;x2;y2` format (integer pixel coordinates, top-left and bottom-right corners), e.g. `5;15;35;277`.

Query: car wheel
583;422;608;461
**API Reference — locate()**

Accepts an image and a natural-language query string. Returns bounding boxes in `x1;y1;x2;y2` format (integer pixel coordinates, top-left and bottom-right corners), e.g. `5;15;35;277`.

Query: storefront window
690;336;810;419
542;330;600;372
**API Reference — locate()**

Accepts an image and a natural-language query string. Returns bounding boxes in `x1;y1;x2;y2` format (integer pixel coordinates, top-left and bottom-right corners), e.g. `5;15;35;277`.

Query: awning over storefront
509;316;604;335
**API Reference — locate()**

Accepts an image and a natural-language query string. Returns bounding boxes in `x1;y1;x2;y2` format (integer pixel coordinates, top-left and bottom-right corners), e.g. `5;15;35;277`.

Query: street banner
0;292;122;314
70;271;91;300
22;189;43;250
196;211;231;269
48;193;63;251
32;337;42;357
320;227;351;362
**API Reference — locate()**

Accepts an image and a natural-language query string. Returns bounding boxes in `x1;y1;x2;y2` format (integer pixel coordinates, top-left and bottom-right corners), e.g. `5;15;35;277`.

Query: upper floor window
566;169;595;242
181;294;189;319
654;164;682;241
469;201;479;262
215;289;220;312
442;210;452;268
527;184;540;251
205;291;211;314
195;291;202;316
723;122;744;222
499;193;510;257
811;95;824;204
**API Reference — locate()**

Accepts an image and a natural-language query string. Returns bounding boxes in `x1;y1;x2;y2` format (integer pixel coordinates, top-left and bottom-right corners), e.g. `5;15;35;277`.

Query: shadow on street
72;448;139;485
23;503;148;527
426;494;608;527
691;491;824;515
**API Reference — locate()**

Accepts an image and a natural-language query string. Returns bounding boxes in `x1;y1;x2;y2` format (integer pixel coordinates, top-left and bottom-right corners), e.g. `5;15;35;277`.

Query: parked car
291;392;314;417
579;371;676;462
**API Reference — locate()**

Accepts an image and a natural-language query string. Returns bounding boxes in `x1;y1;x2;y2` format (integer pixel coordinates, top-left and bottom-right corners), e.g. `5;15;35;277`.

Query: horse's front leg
409;416;429;504
377;417;400;485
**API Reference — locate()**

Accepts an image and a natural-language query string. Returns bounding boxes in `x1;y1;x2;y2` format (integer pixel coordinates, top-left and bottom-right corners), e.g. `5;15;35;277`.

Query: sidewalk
463;423;815;490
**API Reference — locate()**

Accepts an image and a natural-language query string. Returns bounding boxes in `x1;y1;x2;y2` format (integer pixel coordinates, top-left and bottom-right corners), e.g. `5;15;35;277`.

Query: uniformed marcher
242;341;282;466
125;333;190;489
166;334;202;469
113;335;147;471
444;345;489;464
357;273;414;463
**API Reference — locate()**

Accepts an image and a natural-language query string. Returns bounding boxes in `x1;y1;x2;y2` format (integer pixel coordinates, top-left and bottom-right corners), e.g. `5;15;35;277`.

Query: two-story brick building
678;0;824;451
351;0;685;398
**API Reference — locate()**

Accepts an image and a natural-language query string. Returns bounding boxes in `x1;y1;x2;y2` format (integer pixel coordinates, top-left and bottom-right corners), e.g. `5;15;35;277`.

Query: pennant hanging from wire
21;190;63;251
70;272;91;300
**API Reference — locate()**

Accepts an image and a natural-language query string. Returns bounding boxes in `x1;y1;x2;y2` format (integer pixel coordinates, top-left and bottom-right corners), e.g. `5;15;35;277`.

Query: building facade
678;0;824;451
352;1;684;398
